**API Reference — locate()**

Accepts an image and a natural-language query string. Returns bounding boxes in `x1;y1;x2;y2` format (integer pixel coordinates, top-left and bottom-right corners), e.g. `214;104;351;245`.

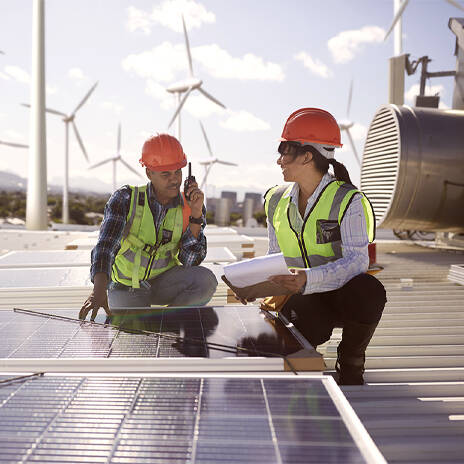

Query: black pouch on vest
316;219;341;244
161;229;173;245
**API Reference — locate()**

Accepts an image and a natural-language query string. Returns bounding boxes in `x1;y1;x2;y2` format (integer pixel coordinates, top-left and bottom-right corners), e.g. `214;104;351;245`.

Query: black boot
336;320;378;386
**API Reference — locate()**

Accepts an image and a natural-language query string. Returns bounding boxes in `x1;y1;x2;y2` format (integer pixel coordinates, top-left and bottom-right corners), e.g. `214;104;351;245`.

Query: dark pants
281;273;387;348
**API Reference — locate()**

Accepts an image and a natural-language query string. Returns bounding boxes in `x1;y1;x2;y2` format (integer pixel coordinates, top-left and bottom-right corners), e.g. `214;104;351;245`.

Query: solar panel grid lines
0;375;381;464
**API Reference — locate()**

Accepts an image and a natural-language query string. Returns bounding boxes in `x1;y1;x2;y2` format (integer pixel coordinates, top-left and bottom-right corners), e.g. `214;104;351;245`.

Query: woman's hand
268;269;307;294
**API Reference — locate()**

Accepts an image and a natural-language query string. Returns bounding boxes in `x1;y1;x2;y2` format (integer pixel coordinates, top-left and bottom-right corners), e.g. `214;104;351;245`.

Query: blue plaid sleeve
178;206;207;266
90;186;131;282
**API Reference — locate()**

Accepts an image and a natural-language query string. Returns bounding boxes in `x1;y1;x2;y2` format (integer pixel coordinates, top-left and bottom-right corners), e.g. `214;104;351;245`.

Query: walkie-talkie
183;162;196;201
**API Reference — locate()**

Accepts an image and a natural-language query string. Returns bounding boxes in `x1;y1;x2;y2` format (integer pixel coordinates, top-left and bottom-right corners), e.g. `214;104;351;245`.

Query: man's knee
191;266;218;297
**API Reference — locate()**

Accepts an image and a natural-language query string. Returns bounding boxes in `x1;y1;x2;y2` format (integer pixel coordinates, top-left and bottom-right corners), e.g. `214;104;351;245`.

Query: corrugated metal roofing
322;241;464;463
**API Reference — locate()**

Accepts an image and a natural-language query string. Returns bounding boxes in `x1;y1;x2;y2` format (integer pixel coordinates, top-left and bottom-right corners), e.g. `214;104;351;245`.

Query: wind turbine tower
89;123;143;192
23;82;97;224
26;0;47;230
166;16;226;141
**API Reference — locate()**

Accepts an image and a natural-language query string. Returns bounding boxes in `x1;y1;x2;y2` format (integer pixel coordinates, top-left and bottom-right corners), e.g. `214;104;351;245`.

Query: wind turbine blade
198;87;226;109
384;0;410;41
216;160;238;166
120;157;144;178
72;120;89;162
168;87;193;129
445;0;464;11
71;81;98;115
89;156;117;170
182;15;194;77
0;140;28;148
347;80;353;118
199;121;214;157
117;123;121;154
21;103;67;117
345;128;361;166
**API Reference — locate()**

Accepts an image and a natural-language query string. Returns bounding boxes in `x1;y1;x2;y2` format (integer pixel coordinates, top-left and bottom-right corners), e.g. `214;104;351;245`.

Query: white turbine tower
26;0;47;230
198;121;237;202
166;16;226;140
339;81;361;167
385;0;464;55
89;123;143;192
23;81;98;224
0;140;28;149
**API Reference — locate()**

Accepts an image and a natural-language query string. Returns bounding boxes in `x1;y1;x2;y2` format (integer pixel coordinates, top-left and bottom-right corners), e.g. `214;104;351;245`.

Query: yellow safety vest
111;185;190;288
264;180;375;269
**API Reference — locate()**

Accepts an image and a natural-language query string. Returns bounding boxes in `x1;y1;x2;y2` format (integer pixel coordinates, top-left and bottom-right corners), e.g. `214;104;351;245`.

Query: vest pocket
316;219;341;244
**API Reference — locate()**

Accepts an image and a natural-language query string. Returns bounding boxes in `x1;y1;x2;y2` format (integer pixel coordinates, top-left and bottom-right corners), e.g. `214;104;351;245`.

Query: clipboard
221;275;293;300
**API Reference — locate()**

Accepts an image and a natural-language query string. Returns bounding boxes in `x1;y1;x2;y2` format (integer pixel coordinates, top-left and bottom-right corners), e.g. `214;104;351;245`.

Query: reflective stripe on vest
111;185;188;288
264;180;375;269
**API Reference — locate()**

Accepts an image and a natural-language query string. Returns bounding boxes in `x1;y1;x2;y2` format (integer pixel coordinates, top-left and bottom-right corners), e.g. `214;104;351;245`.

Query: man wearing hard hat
80;134;217;320
262;108;387;385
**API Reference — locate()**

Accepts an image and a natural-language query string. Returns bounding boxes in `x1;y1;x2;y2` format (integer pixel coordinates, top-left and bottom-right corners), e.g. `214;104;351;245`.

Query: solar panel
0;263;224;288
0;307;324;372
0;247;236;268
0;374;384;463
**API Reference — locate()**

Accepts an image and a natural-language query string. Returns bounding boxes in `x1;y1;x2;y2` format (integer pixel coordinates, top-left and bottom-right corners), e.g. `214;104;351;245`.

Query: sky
0;0;460;200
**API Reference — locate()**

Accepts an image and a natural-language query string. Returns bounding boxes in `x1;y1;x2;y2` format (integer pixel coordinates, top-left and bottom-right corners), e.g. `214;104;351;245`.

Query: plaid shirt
267;173;370;294
91;182;207;282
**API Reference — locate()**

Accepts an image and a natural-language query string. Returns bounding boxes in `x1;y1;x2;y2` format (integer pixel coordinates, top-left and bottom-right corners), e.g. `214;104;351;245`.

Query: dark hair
301;145;355;187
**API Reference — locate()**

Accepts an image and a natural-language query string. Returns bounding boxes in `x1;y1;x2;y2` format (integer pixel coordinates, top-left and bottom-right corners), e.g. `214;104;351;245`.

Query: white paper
223;253;291;288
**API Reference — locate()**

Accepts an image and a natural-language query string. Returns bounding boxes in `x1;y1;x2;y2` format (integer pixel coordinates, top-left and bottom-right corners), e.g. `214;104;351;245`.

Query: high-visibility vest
264;180;375;269
111;185;191;288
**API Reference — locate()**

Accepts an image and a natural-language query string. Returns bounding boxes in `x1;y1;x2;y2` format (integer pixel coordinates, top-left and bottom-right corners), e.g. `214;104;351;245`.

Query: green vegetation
0;190;109;225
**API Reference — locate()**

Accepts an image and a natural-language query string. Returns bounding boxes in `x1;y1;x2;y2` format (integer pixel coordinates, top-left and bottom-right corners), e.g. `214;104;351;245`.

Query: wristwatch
189;215;204;225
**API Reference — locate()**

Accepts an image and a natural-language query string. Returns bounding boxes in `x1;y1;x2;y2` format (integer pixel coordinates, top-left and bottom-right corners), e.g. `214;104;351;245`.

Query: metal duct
361;104;464;233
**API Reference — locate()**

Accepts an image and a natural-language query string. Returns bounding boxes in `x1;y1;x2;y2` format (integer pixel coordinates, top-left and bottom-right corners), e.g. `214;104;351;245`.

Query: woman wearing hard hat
80;133;218;320
263;108;386;385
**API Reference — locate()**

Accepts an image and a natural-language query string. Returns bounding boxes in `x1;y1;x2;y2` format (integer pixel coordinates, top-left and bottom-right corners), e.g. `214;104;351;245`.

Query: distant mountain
0;170;112;195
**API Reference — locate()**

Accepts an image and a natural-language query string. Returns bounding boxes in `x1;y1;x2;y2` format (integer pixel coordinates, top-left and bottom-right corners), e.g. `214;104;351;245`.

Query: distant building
221;191;240;213
244;192;264;213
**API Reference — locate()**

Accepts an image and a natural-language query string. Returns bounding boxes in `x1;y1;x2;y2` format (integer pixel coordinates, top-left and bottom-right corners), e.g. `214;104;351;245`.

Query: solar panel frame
0;373;386;464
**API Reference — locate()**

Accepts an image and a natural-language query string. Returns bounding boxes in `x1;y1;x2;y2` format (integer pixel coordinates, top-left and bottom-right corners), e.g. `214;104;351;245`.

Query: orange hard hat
280;108;343;148
139;133;187;171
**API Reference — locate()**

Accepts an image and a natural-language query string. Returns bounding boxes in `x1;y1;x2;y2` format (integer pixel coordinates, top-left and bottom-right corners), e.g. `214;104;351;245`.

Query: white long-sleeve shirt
266;173;369;295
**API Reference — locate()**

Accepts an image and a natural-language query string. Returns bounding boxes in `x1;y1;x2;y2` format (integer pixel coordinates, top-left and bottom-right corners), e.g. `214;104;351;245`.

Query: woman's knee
341;274;387;324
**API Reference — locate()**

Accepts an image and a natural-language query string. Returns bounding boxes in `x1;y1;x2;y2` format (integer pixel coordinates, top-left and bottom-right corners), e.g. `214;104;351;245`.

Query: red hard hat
139;134;187;171
280;108;343;147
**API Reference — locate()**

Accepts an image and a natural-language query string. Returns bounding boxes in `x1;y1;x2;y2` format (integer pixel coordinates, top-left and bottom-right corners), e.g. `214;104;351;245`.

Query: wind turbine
22;81;98;224
166;16;226;140
89;123;143;192
0;140;28;149
339;81;361;167
198;121;237;202
384;0;464;55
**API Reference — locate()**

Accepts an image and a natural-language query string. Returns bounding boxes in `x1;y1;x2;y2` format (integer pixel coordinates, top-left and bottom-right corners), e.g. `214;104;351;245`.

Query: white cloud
46;85;58;95
123;42;284;83
193;44;285;81
4;65;30;83
127;0;215;34
328;26;385;64
68;67;88;81
439;101;450;110
184;93;225;118
100;101;124;115
2;129;24;140
123;42;186;82
0;71;10;80
405;83;445;103
127;6;151;34
219;110;270;132
294;51;332;78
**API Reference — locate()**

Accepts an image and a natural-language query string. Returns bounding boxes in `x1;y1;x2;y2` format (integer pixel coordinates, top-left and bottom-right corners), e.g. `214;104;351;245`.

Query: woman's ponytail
327;158;355;186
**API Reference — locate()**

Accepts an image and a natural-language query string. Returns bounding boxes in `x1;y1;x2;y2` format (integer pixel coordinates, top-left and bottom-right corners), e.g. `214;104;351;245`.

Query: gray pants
108;265;218;310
